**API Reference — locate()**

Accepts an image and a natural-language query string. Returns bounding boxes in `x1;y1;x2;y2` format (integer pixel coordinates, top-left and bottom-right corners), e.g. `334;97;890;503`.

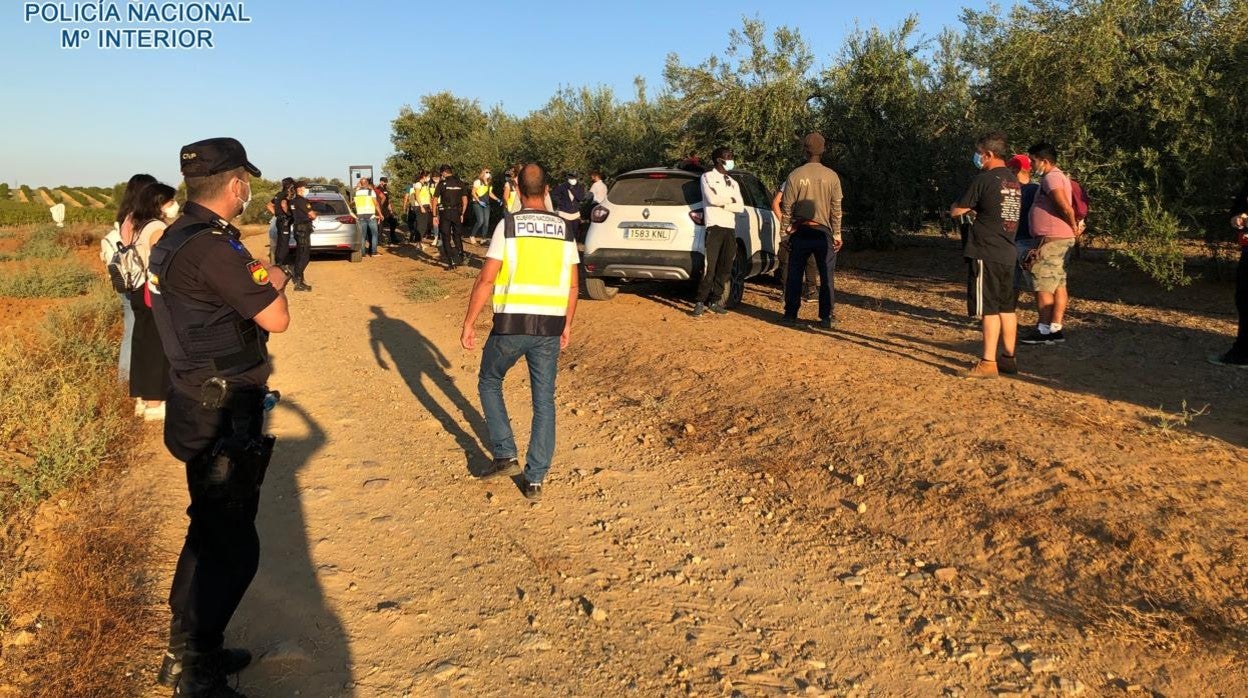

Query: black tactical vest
148;219;268;394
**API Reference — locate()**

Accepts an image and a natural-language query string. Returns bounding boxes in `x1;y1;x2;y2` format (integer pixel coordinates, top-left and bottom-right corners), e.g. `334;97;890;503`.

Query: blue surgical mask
723;159;736;172
972;152;984;170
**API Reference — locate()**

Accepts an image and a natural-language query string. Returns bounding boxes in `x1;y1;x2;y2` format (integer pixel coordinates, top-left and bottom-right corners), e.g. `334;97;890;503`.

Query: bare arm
1052;181;1078;232
252;292;290;333
461;258;503;350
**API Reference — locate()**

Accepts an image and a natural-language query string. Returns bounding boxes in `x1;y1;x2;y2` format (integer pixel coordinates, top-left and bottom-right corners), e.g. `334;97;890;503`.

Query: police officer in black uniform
266;177;294;270
433;164;468;269
289;181;316;292
149;137;291;698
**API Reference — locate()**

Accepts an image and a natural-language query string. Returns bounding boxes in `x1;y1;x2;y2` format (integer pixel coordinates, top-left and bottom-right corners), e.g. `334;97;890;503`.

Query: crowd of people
350;165;600;271
92;129;1246;697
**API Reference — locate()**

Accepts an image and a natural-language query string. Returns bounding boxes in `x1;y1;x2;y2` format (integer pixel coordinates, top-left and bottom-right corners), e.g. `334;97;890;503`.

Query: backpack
104;229;146;293
1069;177;1090;222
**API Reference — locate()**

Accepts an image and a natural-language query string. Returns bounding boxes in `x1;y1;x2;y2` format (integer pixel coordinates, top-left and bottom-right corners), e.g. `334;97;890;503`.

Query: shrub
0;260;98;298
0;226;69;262
0;285;132;514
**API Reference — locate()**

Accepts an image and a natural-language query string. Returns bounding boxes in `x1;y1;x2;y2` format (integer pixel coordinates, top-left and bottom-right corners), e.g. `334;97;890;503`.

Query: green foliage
0;260;98;298
663;19;817;188
819;19;976;247
0;184;10;201
402;276;449;303
962;0;1247;286
0;200;114;226
0;226;69;261
0;285;134;515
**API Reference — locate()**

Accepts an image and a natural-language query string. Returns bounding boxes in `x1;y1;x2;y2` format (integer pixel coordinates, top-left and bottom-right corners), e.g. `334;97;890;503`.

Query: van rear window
608;176;702;206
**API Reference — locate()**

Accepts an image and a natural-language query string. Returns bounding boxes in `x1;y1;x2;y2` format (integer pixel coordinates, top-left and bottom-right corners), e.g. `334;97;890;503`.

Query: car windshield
609;175;702;206
310;198;350;215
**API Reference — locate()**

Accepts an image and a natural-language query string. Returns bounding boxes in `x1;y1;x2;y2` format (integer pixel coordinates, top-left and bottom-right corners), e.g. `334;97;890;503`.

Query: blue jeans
118;291;134;381
478;333;561;484
471;202;490;240
359;215;379;254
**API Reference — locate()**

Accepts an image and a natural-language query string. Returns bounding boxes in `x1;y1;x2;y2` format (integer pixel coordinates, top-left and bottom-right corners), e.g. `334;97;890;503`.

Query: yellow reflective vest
354;188;377;215
490;210;579;336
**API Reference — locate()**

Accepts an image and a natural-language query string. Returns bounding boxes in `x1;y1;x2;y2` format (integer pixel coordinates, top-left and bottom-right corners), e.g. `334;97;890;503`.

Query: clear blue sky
0;0;1002;188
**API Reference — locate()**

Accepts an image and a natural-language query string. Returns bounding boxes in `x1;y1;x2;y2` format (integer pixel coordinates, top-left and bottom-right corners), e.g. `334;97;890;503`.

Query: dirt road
138;232;1248;697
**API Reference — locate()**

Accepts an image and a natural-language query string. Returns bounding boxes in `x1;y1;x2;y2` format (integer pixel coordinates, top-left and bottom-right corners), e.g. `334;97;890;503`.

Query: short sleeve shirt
270;193;289;218
436;176;467;210
955;166;1021;265
486;215;581;268
291;195;315;224
1029;168;1075;239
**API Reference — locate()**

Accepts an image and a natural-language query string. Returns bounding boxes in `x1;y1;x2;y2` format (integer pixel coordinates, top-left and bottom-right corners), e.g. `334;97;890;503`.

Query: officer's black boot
294;276;312;292
173;649;249;697
159;647;252;689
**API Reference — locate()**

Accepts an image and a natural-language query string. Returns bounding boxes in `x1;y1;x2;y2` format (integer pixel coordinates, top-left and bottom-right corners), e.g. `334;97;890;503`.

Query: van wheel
350;249;362;263
724;242;748;308
586;277;618;301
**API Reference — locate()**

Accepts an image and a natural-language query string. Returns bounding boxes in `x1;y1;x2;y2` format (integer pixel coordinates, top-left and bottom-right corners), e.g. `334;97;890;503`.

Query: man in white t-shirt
588;170;608;205
461;163;580;502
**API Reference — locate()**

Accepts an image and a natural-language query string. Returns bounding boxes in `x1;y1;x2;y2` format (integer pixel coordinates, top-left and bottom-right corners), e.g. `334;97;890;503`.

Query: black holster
190;434;275;505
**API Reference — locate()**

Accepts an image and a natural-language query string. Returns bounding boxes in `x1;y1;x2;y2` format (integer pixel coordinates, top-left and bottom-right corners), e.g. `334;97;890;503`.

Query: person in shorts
1020;142;1080;345
950;131;1023;379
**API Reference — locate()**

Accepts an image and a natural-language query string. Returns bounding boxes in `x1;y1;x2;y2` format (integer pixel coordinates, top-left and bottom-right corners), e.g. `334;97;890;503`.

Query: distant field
3;183;117;225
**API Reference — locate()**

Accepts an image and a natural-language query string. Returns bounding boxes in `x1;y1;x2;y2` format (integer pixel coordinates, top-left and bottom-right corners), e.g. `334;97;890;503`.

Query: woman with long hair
101;173;156;383
127;181;178;420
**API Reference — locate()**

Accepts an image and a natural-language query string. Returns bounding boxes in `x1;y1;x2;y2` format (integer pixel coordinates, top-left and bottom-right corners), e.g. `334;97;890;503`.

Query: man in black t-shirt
951;131;1022;379
433;164;468;269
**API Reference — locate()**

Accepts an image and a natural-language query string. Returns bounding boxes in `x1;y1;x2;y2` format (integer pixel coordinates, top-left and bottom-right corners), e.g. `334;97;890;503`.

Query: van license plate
625;228;671;241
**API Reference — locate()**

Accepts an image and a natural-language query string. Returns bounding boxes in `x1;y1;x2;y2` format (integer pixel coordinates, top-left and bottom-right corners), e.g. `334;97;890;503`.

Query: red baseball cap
1007;154;1031;171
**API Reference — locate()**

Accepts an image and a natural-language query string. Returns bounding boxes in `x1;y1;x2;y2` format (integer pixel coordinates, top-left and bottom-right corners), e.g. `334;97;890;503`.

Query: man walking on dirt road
951;131;1023;379
461;163;579;501
149;137;291;697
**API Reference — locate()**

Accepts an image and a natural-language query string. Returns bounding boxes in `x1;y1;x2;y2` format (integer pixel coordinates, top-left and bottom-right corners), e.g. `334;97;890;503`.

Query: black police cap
180;137;261;178
281;177;295;186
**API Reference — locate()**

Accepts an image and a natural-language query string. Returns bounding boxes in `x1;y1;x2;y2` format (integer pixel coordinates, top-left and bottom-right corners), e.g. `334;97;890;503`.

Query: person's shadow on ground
234;398;353;697
367;305;492;474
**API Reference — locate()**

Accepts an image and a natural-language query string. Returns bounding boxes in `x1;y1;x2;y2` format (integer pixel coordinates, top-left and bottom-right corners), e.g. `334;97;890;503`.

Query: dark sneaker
709;303;728;315
691;303;706;317
999;355;1019;375
781;316;800;328
159;648;252;689
818;317;838;330
1047;330;1066;344
480;457;521;480
173;649;251;697
1020;330;1054;345
1208;352;1248;368
293;281;311;292
523;481;543;501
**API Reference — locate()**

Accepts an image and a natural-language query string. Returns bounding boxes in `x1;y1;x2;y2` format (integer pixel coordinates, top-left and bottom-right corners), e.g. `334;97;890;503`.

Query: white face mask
568;179;578;186
722;159;736;172
232;178;252;217
162;201;180;220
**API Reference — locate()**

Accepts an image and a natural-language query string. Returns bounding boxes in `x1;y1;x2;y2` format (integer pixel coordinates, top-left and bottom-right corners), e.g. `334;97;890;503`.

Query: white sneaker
143;403;166;421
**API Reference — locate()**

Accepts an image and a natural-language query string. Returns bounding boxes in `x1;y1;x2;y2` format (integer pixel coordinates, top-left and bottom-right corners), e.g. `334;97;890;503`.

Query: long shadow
900;308;1248;445
235;398;353;697
367;305;492;473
